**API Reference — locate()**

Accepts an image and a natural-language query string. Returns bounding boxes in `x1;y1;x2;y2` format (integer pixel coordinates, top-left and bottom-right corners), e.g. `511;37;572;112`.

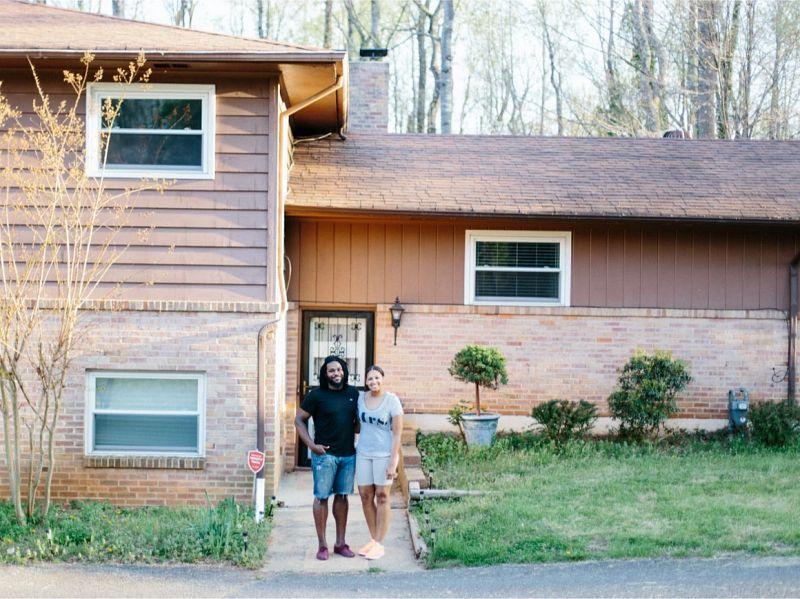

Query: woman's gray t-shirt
356;391;403;457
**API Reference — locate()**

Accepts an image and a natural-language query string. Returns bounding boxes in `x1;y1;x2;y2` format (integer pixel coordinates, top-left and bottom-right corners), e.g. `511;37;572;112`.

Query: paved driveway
2;556;800;597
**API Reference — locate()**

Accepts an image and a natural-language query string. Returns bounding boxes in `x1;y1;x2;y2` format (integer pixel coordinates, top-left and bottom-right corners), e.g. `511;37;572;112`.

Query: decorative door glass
307;316;368;388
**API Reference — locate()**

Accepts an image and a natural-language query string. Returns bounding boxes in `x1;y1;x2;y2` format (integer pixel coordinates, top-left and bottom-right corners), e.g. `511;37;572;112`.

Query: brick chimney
347;60;389;133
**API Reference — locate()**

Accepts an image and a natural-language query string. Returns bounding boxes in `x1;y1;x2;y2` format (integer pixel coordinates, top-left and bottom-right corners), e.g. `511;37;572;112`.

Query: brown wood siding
286;216;800;310
1;70;275;303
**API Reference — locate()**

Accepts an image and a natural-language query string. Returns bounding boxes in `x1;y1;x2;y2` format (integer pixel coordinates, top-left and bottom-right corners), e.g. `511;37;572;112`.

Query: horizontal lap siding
1;71;274;302
286;217;799;310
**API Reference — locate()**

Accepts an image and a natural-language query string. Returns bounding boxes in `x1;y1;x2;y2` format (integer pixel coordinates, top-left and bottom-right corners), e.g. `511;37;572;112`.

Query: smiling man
295;355;360;561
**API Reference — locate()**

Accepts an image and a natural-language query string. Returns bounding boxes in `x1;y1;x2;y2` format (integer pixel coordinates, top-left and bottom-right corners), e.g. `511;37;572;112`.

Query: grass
415;432;800;568
0;497;270;568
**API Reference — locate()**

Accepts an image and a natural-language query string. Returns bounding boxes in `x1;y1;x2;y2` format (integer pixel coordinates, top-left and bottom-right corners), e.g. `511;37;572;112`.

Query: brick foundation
373;305;789;419
281;303;788;470
0;308;281;506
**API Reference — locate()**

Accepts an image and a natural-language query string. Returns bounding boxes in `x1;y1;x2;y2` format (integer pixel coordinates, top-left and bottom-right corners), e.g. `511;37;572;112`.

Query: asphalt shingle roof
287;133;800;222
0;0;325;55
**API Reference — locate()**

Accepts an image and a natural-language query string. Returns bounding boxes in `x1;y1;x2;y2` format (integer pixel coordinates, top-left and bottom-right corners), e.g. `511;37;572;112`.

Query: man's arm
295;407;328;455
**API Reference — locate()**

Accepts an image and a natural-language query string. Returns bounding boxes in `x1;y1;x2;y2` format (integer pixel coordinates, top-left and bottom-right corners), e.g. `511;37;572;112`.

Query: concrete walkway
263;469;422;573
2;557;800;597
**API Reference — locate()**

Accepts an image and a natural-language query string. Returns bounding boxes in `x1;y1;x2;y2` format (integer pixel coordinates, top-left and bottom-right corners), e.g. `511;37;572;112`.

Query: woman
355;365;404;560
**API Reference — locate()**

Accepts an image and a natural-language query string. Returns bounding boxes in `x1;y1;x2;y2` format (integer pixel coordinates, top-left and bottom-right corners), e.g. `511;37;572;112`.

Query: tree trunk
415;9;427;133
632;0;656;132
768;2;785;139
1;379;25;525
439;0;454;133
256;0;265;38
323;0;333;48
370;0;380;46
736;0;756;138
695;0;719;138
111;0;124;17
540;4;564;136
717;0;741;139
474;382;481;416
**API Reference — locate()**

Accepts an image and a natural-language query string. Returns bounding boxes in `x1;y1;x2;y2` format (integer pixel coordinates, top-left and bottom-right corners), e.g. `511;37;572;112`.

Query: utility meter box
728;388;749;432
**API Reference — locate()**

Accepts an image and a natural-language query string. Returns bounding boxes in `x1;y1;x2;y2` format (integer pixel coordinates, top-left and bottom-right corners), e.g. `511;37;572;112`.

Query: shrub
447;399;471;440
607;350;691;441
448;345;508;415
532;399;598;447
750;401;800;447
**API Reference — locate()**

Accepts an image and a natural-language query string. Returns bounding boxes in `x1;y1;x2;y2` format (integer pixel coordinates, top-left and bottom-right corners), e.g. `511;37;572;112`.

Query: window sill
83;455;205;470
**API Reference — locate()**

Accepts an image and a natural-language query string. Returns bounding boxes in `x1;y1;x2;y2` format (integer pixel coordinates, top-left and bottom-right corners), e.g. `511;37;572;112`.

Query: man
295;355;360;561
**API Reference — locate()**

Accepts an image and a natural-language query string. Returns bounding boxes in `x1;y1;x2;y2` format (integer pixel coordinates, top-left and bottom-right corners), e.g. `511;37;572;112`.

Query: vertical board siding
286;217;799;311
2;72;275;303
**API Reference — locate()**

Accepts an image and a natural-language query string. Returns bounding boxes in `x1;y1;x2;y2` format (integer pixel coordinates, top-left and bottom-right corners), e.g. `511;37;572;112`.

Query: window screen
90;375;203;454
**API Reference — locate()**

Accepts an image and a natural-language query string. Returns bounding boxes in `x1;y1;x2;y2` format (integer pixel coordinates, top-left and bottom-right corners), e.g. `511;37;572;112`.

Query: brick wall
283;307;301;470
347;61;389;132
372;305;789;419
0;306;281;506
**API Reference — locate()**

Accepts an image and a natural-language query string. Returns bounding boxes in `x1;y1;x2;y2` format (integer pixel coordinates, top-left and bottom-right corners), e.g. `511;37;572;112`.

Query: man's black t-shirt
300;385;359;457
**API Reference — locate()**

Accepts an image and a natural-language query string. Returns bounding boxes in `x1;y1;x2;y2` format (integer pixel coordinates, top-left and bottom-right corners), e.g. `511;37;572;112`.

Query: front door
298;310;374;466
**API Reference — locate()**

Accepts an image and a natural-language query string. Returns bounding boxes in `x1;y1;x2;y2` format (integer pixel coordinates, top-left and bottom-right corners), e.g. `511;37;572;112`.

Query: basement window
85;83;215;179
85;371;205;457
465;231;571;306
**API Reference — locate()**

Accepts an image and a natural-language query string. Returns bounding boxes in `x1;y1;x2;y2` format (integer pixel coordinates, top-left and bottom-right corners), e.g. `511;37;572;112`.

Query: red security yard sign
247;450;265;474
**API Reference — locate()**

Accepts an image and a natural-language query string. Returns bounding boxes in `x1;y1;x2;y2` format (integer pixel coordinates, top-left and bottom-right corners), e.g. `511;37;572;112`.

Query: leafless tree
0;53;158;525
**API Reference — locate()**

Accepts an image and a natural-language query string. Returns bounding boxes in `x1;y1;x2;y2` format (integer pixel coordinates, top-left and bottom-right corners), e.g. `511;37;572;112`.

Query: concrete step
401;426;418;445
403;466;429;489
402;444;421;467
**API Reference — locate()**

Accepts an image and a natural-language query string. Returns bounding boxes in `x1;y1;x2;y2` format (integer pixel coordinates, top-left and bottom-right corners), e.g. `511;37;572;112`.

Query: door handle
301;380;309;397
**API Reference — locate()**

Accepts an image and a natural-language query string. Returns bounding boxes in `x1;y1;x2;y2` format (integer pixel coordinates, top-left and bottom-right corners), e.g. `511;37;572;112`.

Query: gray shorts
355;453;392;487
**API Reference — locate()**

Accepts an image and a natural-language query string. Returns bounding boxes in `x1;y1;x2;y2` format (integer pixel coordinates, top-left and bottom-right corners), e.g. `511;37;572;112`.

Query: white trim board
464;230;572;307
85;83;216;180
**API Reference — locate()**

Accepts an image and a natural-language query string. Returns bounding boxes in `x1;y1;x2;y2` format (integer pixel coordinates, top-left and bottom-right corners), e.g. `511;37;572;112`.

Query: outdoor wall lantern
390;297;405;346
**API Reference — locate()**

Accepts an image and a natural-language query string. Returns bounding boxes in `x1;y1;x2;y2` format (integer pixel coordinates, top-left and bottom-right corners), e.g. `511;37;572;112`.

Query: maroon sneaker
333;543;355;558
316;546;329;561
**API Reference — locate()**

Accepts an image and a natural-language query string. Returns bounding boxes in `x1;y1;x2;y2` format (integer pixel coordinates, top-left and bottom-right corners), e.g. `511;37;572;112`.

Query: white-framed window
85;83;215;179
85;371;206;457
465;230;572;306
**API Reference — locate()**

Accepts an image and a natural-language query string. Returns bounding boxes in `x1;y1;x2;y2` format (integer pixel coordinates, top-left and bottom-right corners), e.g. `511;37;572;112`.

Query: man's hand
386;464;398;480
311;444;330;456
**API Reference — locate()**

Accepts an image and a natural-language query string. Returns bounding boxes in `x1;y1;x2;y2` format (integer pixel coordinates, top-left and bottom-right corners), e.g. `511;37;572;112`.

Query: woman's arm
387;413;404;480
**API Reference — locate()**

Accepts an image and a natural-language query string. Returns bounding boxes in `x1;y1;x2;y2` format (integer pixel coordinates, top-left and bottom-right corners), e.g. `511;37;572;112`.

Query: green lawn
0;498;270;568
415;433;800;567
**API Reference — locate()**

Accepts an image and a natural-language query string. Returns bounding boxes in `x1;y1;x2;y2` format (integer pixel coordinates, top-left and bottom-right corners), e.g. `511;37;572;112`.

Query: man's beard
328;377;344;390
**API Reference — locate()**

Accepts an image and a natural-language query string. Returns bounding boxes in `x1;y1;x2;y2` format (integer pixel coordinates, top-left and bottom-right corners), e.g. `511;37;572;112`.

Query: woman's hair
366;365;385;377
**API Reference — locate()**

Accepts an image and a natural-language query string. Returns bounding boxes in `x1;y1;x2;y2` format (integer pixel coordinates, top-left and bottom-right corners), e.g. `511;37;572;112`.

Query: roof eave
283;205;800;225
0;49;347;62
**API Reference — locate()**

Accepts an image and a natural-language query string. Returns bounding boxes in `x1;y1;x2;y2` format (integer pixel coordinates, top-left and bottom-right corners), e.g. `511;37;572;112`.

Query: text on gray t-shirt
356;391;403;457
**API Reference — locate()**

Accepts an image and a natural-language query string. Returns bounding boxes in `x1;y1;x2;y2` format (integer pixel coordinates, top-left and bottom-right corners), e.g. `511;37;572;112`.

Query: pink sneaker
358;540;376;556
364;542;385;560
316;546;329;561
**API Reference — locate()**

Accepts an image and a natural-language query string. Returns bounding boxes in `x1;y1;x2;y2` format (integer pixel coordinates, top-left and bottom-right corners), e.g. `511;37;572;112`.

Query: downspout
254;73;344;521
789;252;800;404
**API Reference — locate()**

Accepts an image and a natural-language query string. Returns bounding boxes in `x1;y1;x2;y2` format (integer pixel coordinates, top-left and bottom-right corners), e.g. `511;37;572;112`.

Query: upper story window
465;230;571;306
86;83;215;179
85;371;206;457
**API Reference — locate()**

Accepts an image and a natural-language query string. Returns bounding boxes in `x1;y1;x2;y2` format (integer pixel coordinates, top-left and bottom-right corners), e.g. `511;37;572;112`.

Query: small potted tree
448;345;509;446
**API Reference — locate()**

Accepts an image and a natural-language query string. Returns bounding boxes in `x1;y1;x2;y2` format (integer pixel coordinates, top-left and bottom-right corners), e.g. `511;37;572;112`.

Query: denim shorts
311;453;356;500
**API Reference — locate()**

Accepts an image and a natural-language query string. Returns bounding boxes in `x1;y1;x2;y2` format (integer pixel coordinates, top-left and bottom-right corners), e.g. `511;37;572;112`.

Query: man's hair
318;355;350;390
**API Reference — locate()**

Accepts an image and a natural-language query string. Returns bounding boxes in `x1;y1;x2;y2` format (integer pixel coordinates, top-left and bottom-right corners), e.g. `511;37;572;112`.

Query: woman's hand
386;463;398;480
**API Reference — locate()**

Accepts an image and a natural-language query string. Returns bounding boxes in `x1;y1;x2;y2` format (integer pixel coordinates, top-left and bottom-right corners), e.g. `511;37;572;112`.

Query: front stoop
397;426;429;507
264;469;423;573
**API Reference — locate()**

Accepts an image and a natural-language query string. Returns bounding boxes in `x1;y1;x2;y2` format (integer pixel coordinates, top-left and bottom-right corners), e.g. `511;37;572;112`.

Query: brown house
1;0;799;505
